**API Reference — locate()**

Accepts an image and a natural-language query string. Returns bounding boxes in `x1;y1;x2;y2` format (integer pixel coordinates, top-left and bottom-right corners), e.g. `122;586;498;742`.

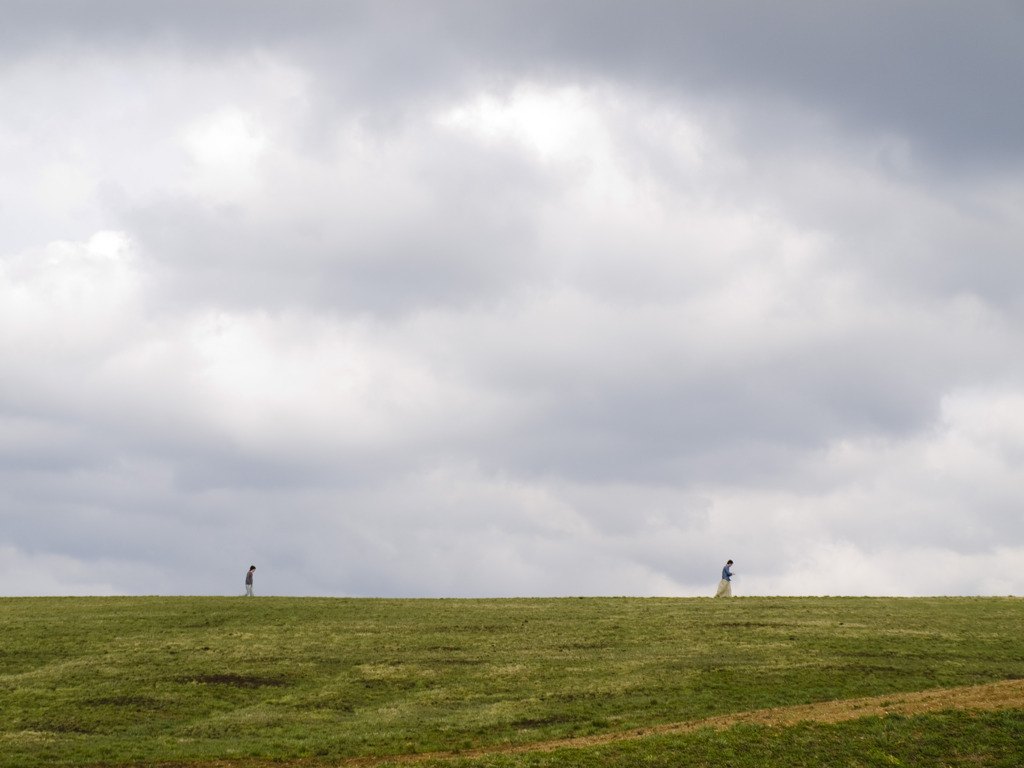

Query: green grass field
1;596;1023;766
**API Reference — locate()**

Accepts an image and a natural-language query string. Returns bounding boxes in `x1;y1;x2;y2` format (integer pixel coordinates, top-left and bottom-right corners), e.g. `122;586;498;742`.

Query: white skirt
715;579;732;598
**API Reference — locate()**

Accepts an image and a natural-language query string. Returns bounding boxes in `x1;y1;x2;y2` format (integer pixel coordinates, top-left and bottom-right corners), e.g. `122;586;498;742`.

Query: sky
2;1;1023;598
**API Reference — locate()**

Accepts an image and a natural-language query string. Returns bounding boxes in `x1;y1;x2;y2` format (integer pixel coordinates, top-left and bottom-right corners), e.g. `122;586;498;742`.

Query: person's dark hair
249;565;256;570
726;560;733;565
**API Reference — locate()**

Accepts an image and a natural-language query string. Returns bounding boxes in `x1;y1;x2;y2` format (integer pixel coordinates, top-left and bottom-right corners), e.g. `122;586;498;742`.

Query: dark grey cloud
8;1;1022;167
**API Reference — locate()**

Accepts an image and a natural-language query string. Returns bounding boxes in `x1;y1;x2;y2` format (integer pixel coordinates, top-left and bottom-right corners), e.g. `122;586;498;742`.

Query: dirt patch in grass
188;674;290;688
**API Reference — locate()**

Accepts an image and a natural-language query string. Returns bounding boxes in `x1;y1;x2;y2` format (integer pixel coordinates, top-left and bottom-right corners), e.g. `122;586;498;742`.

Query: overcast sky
2;1;1023;598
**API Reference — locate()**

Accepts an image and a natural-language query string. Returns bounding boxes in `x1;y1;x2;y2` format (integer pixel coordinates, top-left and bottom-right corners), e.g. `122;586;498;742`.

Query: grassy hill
1;596;1023;766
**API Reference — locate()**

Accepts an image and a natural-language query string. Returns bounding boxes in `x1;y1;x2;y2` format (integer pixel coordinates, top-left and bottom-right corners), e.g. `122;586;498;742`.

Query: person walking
245;565;256;596
715;560;734;597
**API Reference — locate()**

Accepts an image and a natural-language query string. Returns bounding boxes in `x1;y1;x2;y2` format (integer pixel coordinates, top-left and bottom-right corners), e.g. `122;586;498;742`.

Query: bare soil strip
336;678;1024;766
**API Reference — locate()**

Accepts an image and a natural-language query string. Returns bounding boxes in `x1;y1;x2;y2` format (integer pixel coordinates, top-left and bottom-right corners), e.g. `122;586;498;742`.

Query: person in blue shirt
715;560;734;598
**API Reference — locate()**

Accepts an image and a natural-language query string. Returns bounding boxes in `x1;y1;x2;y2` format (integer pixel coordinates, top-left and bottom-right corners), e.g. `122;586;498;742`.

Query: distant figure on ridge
245;565;256;596
715;560;734;597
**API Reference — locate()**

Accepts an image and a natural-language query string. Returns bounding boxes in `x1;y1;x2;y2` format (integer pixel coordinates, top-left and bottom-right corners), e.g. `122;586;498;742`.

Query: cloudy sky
2;1;1023;598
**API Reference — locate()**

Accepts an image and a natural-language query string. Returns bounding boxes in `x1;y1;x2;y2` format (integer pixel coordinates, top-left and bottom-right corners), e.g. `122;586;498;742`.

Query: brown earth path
333;678;1024;767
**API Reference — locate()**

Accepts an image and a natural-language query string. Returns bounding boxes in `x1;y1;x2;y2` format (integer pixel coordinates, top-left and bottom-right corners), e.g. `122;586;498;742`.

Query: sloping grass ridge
1;596;1022;766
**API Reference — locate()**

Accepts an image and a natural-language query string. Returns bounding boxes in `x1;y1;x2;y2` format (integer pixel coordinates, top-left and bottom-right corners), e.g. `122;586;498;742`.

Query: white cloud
0;232;141;367
438;85;617;164
180;107;270;202
182;107;269;168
